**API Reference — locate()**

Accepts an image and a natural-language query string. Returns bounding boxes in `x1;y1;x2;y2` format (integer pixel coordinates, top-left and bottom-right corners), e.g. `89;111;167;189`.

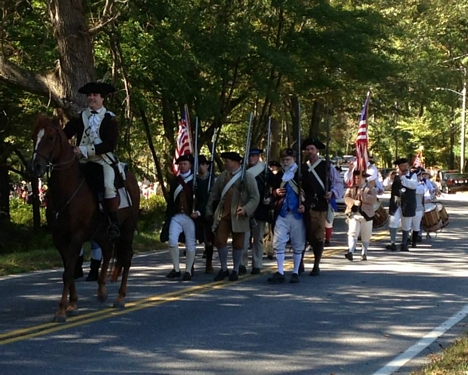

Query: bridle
33;123;76;172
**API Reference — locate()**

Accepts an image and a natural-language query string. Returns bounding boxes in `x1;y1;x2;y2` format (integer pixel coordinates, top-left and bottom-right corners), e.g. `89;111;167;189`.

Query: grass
411;334;468;374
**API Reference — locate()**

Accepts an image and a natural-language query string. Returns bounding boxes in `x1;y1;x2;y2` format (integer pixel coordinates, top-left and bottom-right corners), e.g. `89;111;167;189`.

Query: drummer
410;168;428;248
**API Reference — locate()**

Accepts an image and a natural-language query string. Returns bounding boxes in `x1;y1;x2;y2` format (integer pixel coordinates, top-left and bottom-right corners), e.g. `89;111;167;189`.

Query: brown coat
344;183;377;218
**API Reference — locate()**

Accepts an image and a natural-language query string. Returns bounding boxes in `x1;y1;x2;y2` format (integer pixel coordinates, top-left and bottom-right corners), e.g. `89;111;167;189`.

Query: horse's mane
33;114;62;140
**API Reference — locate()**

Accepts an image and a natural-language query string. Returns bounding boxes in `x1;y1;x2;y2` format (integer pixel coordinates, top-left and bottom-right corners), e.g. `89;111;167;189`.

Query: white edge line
373;304;468;375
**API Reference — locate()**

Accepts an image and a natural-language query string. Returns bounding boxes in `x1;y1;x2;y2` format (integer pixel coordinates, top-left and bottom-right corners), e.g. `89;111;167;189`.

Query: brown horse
31;114;140;322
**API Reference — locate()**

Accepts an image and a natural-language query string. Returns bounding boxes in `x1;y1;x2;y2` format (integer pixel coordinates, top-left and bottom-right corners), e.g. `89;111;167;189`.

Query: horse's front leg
54;256;78;322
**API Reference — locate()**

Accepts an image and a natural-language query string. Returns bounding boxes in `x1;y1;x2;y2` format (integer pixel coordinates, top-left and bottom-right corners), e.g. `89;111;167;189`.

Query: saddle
81;162;128;203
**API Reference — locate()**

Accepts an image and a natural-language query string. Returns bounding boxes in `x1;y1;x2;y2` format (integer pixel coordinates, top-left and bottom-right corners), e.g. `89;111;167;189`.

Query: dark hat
220;151;242;162
368;155;376;164
249;147;263;155
198;155;211;165
175;154;194;164
353;170;371;178
301;138;326;150
78;82;116;97
279;148;297;158
393;157;409;165
269;160;281;168
415;168;425;176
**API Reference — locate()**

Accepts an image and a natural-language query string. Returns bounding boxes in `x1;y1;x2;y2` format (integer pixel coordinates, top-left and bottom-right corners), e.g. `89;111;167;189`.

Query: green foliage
139;194;167;233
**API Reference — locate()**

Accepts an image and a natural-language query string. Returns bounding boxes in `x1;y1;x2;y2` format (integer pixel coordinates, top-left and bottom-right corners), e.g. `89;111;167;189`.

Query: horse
31;114;140;322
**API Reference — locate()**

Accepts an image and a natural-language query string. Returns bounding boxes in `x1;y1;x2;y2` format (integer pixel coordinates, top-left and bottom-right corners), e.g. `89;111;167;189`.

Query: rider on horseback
63;82;121;239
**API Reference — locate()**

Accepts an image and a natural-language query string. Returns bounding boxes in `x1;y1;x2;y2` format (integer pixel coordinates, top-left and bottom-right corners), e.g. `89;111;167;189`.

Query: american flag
413;151;423;168
355;92;371;173
172;104;193;175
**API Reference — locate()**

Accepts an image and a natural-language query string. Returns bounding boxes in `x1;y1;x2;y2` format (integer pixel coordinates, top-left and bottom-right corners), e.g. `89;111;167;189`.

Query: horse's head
32;114;67;177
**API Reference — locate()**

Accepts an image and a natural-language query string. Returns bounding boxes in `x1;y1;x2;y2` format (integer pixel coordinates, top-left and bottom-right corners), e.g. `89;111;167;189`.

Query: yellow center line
0;234;388;345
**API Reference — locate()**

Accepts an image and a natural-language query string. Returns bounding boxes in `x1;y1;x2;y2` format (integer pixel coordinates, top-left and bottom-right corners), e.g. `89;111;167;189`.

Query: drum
436;202;449;228
422;203;441;232
372;201;388;228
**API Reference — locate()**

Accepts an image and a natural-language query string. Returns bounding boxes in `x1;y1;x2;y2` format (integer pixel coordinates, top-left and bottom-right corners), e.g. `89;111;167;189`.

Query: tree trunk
0;162;10;223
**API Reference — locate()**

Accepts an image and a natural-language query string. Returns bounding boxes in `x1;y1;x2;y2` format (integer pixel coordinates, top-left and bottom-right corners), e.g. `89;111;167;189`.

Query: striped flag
172;105;193;175
413;151;424;168
355;92;371;173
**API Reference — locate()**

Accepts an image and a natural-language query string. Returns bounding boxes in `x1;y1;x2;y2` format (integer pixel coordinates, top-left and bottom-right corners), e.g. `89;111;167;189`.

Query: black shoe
267;255;274;260
361;254;367;261
238;265;247;275
345;252;353;261
229;271;239;281
289;273;300;283
214;269;229;281
267;272;286;284
107;223;120;240
166;269;181;279
386;243;397;251
324;240;331;247
400;244;409;252
182;272;192;281
309;267;320;277
251;267;261;275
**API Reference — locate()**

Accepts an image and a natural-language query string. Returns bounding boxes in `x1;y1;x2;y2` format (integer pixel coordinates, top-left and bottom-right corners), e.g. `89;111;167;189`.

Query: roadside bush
139;194;167;232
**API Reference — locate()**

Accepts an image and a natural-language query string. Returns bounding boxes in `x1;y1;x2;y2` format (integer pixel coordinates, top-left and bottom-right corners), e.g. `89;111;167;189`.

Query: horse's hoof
53;315;67;323
113;300;125;309
66;308;79;317
97;293;108;303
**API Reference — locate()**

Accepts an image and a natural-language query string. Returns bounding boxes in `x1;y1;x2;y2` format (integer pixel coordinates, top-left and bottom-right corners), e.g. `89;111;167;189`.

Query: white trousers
347;215;373;252
388;207;412;231
169;213;196;252
411;210;423;231
90;158;116;199
273;213;305;255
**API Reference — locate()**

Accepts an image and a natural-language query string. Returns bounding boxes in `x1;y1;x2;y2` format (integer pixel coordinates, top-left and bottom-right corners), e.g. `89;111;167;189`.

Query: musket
192;117;199;214
325;105;331;193
207;128;218;193
296;100;302;208
240;113;254;187
263;116;272;198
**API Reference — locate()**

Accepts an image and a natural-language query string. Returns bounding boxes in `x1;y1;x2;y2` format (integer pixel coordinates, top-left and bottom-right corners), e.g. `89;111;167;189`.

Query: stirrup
108;224;120;239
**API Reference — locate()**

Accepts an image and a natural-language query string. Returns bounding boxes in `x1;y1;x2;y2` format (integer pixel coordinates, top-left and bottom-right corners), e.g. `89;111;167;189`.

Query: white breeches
411;210;423;231
91;158;116;199
389;207;412;231
347;216;373;243
169;213;196;252
273;213;306;254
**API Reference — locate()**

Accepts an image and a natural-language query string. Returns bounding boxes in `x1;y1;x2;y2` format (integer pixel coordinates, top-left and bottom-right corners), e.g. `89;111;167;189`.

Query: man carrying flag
355;92;370;173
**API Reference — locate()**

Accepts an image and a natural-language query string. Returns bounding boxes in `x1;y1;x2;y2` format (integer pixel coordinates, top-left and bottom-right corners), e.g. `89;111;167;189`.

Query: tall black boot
86;258;102;282
310;241;323;276
74;255;84;280
205;245;214;274
411;231;419;248
105;197;120;240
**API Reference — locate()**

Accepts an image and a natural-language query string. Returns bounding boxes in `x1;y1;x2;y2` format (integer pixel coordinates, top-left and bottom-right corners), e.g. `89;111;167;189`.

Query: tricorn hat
78;82;116;97
198;155;211;165
353;170;371;178
249;147;263;155
220;151;242;162
279;148;297;158
301;137;326;150
269;160;281;168
393;157;409;165
175;154;194;164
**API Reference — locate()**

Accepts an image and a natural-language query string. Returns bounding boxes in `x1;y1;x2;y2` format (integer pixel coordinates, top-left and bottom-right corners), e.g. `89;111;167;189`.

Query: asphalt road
1;193;467;375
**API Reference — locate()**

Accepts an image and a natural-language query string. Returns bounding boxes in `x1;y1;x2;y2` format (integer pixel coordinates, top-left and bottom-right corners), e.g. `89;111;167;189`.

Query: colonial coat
206;169;260;233
389;173;417;217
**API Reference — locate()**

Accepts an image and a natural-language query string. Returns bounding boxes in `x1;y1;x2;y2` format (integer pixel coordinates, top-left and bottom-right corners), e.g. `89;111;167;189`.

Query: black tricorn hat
301;137;326;150
78;82;116;97
279;148;297;158
175;154;194;164
220;151;242;162
393;157;409;165
353;170;371;178
269;160;281;168
249;147;263;155
198;155;211;165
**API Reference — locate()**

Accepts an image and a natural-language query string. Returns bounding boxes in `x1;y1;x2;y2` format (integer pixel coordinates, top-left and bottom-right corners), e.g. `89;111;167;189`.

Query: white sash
221;172;241;199
247;161;265;178
307;159;325;192
174;174;194;202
